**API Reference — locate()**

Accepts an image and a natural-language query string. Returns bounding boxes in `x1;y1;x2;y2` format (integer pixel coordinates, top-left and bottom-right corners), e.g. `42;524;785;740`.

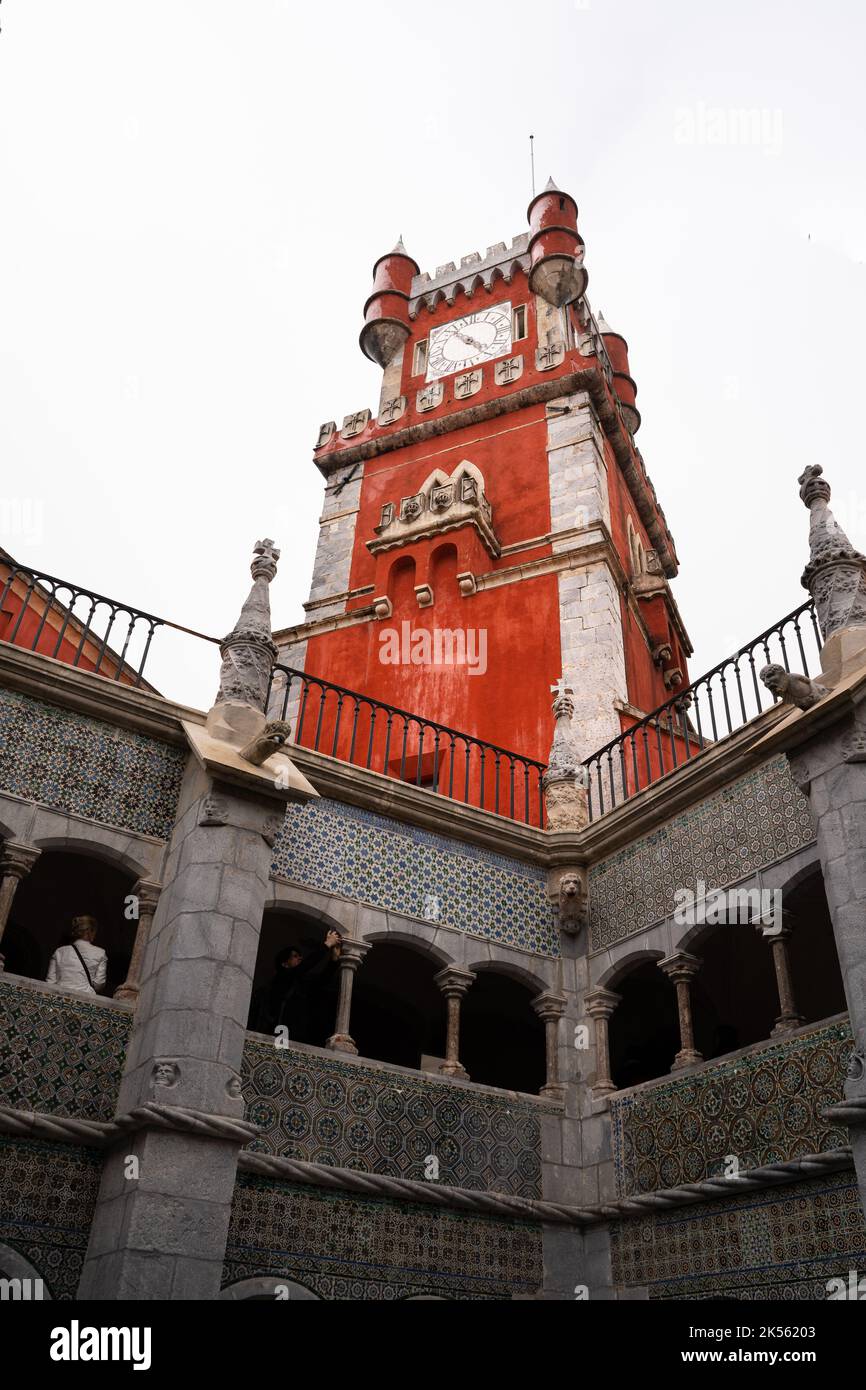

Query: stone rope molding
0;1102;258;1147
0;1103;852;1228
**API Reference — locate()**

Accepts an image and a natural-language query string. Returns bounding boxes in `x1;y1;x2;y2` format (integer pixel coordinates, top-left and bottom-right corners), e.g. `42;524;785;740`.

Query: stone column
434;966;475;1079
0;842;41;969
78;538;318;1302
533;990;568;1100
584;987;621;1097
114;880;161;1002
756;912;804;1036
326;939;369;1055
658;952;703;1070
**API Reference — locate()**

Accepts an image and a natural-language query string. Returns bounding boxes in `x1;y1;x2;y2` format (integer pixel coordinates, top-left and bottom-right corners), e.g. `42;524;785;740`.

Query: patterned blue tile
0;689;185;839
272;797;558;956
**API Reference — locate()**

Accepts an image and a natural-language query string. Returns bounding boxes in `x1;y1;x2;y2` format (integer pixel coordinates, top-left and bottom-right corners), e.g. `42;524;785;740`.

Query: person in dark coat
264;930;341;1042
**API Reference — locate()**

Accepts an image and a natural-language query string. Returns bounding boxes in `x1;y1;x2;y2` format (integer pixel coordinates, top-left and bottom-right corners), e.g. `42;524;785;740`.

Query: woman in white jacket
46;916;108;996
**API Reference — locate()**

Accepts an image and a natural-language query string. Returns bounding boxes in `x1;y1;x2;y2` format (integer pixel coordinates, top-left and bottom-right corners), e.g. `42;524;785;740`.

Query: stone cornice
0;641;201;746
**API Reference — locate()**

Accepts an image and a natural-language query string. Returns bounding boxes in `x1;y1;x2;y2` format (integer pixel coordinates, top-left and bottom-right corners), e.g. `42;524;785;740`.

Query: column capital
433;965;476;999
658;951;702;983
584;986;621;1020
754;908;795;941
336;938;370;971
0;842;41;880
131;879;162;915
532;990;567;1022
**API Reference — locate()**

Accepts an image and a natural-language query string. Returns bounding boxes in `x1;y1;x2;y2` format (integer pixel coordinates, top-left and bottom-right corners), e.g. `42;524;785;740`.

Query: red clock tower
275;178;691;783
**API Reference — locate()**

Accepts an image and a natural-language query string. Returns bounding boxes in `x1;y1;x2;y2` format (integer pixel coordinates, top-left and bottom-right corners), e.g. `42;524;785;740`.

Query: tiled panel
610;1020;852;1198
242;1037;545;1198
224;1173;542;1300
611;1171;866;1300
271;796;558;956
0;688;185;839
589;755;815;950
0;1137;102;1299
0;980;130;1122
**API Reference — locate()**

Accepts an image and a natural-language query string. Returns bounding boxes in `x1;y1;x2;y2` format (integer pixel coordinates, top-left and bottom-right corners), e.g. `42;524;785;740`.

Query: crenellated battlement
409;233;531;316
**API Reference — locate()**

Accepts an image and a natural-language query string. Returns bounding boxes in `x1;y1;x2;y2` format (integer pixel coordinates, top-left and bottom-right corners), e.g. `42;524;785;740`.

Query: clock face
426;303;513;381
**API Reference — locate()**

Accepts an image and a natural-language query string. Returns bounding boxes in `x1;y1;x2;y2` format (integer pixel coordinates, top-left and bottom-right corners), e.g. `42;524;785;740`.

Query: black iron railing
583;599;822;820
0;561;216;687
268;665;547;826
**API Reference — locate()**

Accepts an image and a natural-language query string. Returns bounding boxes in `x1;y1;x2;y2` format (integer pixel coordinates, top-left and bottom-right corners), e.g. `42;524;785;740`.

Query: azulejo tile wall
610;1171;866;1300
589;754;816;951
223;1173;542;1300
0;1137;102;1299
0;980;130;1122
610;1020;852;1198
0;688;186;840
271;796;558;956
242;1038;545;1198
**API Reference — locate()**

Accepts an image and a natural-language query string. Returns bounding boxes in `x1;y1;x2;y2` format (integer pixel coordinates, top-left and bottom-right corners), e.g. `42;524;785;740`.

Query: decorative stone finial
209;540;280;740
543;679;589;832
760;663;829;711
798;465;866;641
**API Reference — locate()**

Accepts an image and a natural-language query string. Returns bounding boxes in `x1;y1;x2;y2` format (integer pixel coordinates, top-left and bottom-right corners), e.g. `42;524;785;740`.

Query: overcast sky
1;1;864;714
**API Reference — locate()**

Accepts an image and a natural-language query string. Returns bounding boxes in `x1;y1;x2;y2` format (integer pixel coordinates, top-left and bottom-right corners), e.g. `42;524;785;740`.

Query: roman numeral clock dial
426;304;513;382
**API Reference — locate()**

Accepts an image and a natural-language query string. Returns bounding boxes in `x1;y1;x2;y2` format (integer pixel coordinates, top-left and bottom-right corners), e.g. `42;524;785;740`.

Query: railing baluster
365;706;378;770
331;693;344;758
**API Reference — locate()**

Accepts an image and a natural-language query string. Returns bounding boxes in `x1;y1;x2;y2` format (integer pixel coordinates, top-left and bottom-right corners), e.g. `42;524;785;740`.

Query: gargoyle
558;871;587;936
760;664;829;712
239;720;294;766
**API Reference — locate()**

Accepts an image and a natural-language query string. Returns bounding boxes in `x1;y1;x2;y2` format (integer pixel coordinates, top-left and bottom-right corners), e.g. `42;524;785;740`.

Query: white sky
1;0;864;716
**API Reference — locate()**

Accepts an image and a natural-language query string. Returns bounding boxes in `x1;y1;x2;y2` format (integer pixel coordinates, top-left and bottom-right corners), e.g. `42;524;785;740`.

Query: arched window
248;908;342;1047
2;848;137;995
349;940;446;1071
460;969;546;1094
607;955;679;1087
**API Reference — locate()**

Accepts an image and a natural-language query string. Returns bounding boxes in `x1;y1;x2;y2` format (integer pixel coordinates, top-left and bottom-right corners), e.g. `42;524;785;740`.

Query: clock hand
456;331;485;352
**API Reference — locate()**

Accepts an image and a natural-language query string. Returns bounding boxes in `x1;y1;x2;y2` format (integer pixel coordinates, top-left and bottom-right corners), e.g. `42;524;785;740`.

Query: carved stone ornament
378;396;407;427
454;370;482;399
417;382;444;413
369;461;500;560
842;725;866;763
402;494;424;521
652;642;673;666
214;539;280;711
414;583;434;608
760;663;829;712
261;812;284;848
199;795;229;828
373;595;393;620
239;720;294;766
151;1061;179;1089
557;870;587;936
536;339;565;371
543;679;590;831
431;485;453;512
663;666;684;690
341;409;371;439
494;355;524;387
847;1048;865;1082
799;464;866;640
316;421;336;449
